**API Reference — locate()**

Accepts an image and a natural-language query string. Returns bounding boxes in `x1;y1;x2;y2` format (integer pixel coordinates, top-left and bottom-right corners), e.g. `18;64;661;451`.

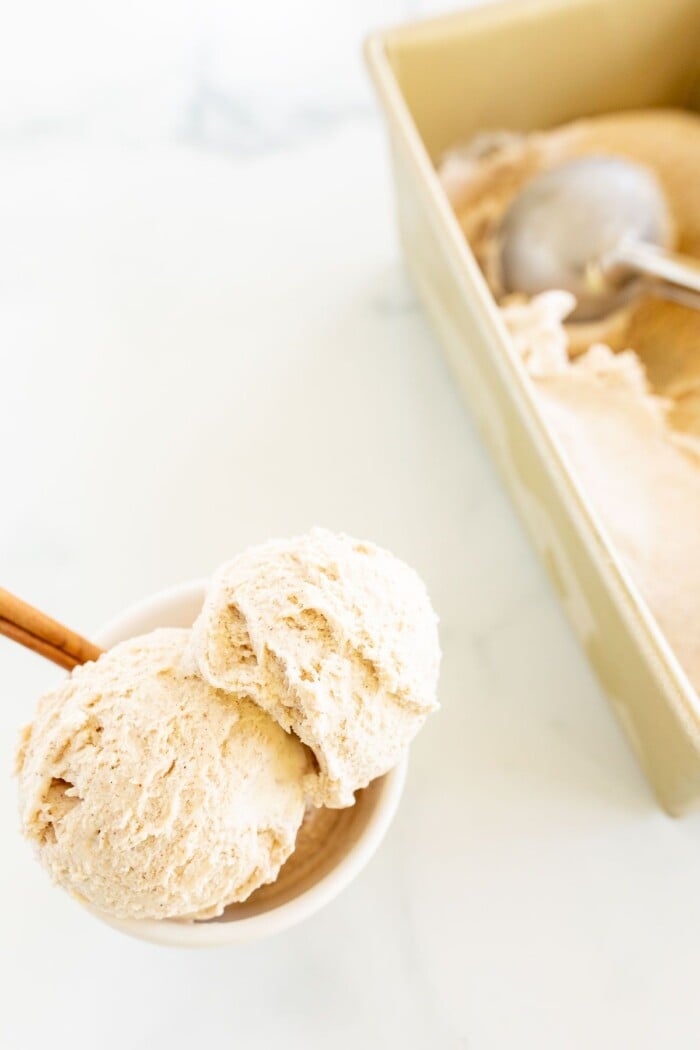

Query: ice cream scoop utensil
0;587;102;669
499;155;700;321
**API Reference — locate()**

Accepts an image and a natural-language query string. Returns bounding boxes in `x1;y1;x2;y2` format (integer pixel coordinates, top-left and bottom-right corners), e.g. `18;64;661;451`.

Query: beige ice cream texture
192;528;441;808
16;532;440;920
440;109;700;700
501;291;700;695
16;628;312;921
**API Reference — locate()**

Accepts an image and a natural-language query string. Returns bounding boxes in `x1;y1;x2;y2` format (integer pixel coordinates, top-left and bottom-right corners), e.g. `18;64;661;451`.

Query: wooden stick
0;588;103;670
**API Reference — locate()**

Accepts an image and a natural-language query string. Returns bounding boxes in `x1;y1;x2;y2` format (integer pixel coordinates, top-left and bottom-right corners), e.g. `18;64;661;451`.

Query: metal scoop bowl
498;155;700;322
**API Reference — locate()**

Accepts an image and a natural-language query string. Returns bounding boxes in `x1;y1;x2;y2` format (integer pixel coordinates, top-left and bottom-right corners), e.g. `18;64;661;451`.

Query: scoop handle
604;241;700;310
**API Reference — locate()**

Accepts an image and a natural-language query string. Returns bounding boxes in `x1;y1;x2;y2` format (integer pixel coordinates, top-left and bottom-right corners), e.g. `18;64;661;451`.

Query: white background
3;1;700;1048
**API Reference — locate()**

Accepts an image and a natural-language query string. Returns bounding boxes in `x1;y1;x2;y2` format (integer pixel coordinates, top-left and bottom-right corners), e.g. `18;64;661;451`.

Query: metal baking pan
366;0;700;813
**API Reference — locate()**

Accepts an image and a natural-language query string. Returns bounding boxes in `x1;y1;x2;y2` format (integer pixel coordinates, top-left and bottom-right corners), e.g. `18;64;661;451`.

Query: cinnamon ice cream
16;628;312;921
502;291;700;691
192;528;441;807
440;109;700;408
440;109;700;696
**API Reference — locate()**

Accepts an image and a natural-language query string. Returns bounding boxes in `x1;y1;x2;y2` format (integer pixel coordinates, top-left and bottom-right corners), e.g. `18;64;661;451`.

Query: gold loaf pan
366;0;700;814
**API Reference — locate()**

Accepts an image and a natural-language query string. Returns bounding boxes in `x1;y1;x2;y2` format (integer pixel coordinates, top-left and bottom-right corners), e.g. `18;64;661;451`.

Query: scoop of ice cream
16;628;311;921
192;529;440;807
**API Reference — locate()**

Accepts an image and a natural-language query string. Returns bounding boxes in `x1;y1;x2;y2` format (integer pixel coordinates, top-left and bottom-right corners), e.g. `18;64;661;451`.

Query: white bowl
89;580;407;947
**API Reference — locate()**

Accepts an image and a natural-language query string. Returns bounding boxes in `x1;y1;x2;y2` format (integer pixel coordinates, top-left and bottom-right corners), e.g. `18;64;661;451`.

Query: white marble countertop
4;3;700;1047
